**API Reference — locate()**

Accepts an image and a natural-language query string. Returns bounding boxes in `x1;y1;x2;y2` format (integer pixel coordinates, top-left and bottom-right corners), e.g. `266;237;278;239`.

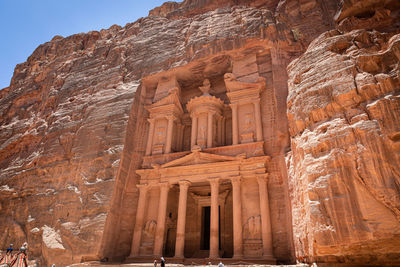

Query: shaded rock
287;24;400;266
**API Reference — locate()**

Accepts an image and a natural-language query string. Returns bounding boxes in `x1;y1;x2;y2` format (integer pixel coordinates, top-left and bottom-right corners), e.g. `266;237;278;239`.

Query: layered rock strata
0;0;338;265
287;2;400;264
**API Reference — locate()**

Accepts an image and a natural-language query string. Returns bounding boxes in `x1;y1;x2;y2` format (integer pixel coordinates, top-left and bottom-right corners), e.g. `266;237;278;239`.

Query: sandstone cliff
0;1;322;265
287;0;400;265
4;0;398;266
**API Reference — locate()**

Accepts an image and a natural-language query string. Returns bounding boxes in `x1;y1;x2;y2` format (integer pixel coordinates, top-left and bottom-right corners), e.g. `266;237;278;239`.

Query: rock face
287;0;400;265
1;0;399;266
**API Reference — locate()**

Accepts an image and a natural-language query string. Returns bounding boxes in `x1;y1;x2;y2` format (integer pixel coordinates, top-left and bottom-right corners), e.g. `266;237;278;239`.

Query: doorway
200;206;221;250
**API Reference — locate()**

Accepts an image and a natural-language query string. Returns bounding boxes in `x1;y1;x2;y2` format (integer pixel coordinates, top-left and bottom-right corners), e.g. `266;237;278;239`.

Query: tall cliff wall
10;0;400;266
287;0;400;265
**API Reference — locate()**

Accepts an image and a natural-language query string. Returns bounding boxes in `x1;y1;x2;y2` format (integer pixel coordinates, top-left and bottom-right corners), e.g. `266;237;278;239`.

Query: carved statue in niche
243;215;263;257
243;215;261;240
199;125;206;140
243;113;254;132
139;220;157;255
155;127;166;144
240;112;255;143
142;220;157;244
199;79;211;95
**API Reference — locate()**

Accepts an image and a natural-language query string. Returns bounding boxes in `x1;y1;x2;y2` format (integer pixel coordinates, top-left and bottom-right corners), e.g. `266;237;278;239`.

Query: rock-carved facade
128;73;275;262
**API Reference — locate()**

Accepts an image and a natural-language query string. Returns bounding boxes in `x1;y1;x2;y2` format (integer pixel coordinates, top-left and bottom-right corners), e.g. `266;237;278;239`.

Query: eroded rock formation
287;0;400;265
0;0;399;266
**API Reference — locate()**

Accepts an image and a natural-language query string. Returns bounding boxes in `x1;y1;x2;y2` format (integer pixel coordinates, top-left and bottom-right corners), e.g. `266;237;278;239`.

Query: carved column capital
158;182;171;190
190;112;200;118
207;178;220;186
256;174;269;185
166;115;176;122
147;118;156;124
137;183;150;192
208;110;217;116
178;180;191;189
230;176;242;185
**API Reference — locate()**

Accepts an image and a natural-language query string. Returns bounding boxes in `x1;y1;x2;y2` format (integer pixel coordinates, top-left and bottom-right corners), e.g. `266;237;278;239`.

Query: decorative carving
199;125;207;140
243;215;263;257
155;127;166;144
142;220;157;244
224;73;266;93
187;80;225;149
140;220;157;255
225;73;265;145
244;113;254;132
199;79;211;95
243;215;262;240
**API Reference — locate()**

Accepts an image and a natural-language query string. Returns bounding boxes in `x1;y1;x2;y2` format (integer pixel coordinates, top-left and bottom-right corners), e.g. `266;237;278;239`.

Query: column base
262;254;276;263
232;254;243;259
125;255;155;263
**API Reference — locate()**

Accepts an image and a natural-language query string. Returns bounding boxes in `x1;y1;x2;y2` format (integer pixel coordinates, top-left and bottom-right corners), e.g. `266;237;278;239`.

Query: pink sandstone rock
0;1;324;265
287;6;400;265
2;0;399;266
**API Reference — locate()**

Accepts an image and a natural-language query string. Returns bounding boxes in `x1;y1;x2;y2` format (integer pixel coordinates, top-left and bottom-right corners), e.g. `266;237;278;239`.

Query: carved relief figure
243;215;263;257
199;125;206;140
243;113;254;132
199;79;211;95
142;220;157;246
243;215;261;240
155;127;166;144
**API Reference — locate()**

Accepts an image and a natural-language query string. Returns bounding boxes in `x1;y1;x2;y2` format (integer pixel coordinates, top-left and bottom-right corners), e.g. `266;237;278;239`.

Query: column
145;119;155;156
222;117;226;146
178;125;185;151
257;175;273;258
253;100;263;142
175;180;191;258
165;116;175;153
130;184;149;257
231;103;239;145
153;182;171;256
217;116;222;146
230;176;243;258
191;115;198;149
207;112;213;148
209;178;220;258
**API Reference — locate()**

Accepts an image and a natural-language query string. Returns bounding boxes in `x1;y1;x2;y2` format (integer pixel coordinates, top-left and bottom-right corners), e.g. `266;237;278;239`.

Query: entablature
136;150;270;185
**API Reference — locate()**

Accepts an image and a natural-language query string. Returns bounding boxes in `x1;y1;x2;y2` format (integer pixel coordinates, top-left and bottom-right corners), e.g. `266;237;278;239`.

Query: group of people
154;256;166;267
153;257;225;267
0;243;28;267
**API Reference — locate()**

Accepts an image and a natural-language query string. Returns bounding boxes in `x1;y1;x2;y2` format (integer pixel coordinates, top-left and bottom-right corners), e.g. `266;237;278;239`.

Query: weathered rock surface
7;0;400;266
287;3;400;264
1;0;334;265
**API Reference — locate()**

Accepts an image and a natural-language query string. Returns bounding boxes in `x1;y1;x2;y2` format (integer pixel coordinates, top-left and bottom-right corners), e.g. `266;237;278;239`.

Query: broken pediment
224;73;266;93
147;88;184;116
161;151;241;168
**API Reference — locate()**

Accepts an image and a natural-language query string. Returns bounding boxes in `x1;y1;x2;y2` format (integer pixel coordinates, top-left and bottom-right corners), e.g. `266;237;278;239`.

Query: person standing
154;259;157;267
160;257;165;267
9;243;28;267
6;244;13;254
218;261;224;267
0;244;14;265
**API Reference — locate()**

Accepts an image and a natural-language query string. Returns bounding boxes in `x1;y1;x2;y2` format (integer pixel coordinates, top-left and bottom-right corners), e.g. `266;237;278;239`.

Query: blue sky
0;0;171;89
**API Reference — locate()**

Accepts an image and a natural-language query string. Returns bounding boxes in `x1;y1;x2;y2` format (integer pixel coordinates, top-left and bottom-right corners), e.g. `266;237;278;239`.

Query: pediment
161;151;240;168
148;89;183;114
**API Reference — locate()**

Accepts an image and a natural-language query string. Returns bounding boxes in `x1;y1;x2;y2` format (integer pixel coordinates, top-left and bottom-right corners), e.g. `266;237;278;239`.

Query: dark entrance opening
201;206;221;250
201;206;211;250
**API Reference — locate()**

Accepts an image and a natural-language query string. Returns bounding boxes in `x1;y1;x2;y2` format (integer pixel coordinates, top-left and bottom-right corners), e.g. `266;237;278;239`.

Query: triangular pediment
161;151;240;168
147;89;184;114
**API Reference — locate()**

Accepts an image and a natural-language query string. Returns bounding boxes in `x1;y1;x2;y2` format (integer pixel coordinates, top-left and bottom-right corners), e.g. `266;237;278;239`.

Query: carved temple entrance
126;73;276;263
